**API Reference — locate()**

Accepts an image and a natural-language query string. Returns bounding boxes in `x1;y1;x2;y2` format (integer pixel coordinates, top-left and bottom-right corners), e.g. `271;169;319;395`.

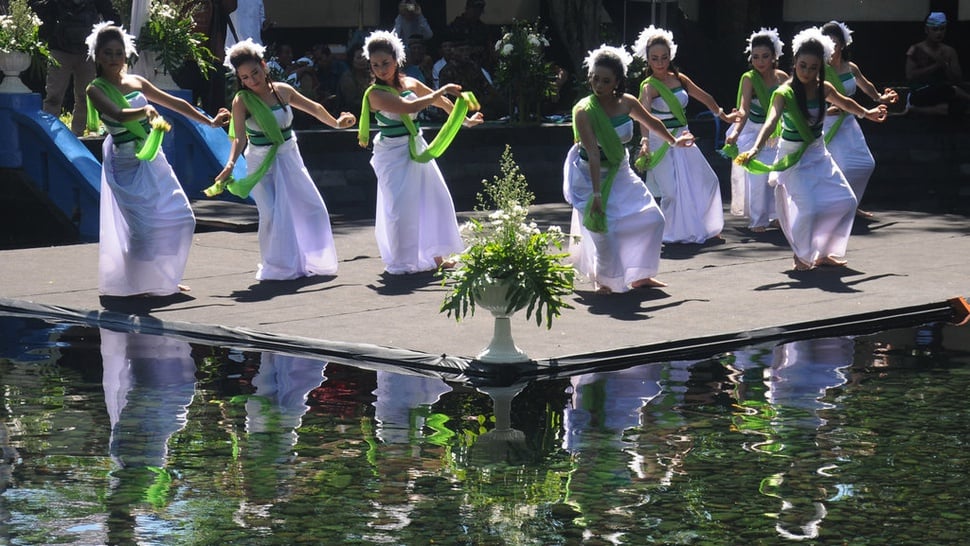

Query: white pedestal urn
470;383;529;465
0;51;33;94
145;51;181;91
474;280;530;363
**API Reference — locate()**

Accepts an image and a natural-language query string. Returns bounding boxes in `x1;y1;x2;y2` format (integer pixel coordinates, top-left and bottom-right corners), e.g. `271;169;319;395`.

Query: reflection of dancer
764;337;854;541
100;328;196;543
372;371;452;444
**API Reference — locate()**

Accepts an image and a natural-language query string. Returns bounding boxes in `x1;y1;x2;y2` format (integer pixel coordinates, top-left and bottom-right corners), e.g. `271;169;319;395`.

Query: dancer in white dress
564;45;694;294
725;28;787;232
360;30;483;274
212;39;356;281
820;21;898;219
85;24;230;296
739;28;886;271
633;26;740;244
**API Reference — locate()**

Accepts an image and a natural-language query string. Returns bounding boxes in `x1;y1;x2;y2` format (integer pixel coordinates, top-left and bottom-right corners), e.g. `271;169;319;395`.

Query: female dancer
358;30;483;275
85;23;230;296
634;25;740;244
820;21;898;219
564;45;694;294
739;28;887;271
210;39;356;281
725;28;788;232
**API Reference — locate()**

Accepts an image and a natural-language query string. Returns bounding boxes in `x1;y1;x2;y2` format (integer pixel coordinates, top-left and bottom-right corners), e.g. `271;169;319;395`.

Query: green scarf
358;84;478;163
736;85;814;175
720;70;781;159
204;90;284;199
86;78;165;161
634;76;688;172
572;95;625;233
823;65;848;145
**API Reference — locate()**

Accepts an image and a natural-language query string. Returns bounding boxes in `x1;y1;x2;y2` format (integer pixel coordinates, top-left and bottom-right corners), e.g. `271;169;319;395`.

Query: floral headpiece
791;27;835;63
85;21;137;61
826;20;853;47
363;30;406;67
583;44;634;77
223;38;267;71
633;25;677;61
745;27;784;59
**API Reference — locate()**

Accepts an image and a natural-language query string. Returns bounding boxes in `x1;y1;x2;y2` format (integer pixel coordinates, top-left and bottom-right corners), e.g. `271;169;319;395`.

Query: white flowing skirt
727;120;777;228
370;133;464;274
647;128;724;243
247;136;339;280
99;137;195;296
823;114;874;204
770;138;857;265
563;144;665;293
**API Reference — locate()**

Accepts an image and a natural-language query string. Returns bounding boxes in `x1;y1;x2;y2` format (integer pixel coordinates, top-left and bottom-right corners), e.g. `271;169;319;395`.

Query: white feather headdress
85;21;137;62
633;25;677;61
826;20;853;47
745;27;784;59
363;30;406;67
224;38;267;71
791;27;835;63
583;44;634;77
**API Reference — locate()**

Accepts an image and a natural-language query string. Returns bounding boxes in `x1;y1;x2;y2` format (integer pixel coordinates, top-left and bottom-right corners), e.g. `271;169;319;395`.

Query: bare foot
178;284;191;292
434;256;456;269
856;209;875;219
793;256;813;271
632;277;668;288
750;226;766;233
769;219;781;229
816;256;847;267
594;286;613;295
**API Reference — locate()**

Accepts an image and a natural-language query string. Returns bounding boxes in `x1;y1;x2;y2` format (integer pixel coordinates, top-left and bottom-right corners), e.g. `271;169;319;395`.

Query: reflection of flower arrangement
492;19;557;120
0;0;51;60
440;145;575;328
137;1;215;76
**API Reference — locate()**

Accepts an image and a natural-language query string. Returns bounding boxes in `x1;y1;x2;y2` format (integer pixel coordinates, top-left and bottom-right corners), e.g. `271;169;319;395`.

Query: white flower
494;39;502;51
527;34;540;47
501;43;513;56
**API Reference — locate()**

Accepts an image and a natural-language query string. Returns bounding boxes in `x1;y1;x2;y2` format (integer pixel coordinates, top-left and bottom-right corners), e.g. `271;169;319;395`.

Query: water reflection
100;328;197;544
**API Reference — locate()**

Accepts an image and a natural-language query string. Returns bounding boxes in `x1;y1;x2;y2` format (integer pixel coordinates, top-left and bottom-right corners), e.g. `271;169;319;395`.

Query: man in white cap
905;11;969;116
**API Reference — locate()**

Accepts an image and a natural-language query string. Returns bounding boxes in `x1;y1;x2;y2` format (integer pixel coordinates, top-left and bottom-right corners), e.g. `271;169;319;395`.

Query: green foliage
493;19;559;120
137;1;215;76
0;0;52;61
440;145;575;329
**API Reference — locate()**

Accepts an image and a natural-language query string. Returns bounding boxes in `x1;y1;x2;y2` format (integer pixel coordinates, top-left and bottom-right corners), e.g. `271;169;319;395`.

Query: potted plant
137;1;215;89
0;0;53;93
439;145;575;362
492;19;557;123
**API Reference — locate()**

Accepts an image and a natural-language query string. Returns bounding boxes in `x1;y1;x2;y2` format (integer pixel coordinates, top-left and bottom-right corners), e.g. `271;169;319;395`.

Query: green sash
86;78;165;161
204;90;284;199
634;76;688;171
736;85;815;174
358;84;479;163
572;95;625;233
720;71;781;159
823;65;849;145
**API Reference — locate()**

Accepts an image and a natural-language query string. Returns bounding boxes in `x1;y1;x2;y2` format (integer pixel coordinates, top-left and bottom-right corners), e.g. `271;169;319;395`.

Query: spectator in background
226;0;265;47
393;1;432;42
448;0;494;71
432;39;456;88
403;35;433;85
32;0;119;135
312;44;348;110
904;11;969;117
267;44;316;95
439;40;501;116
180;0;236;113
338;44;374;112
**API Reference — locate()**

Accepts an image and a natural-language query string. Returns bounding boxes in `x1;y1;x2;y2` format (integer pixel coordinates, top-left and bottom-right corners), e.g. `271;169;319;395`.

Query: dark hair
365;40;404;89
642;38;681;82
228;47;265;91
592;54;627;97
748;35;778;67
820;22;851;62
791;38;826;126
92;25;126;77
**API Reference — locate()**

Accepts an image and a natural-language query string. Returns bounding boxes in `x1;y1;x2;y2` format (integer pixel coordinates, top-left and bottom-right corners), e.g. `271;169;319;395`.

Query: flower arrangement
0;0;52;60
137;1;215;76
492;19;557;122
439;145;575;329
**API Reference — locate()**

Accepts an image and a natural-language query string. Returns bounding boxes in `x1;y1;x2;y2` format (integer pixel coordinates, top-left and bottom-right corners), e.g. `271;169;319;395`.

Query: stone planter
0;51;33;94
473;279;529;363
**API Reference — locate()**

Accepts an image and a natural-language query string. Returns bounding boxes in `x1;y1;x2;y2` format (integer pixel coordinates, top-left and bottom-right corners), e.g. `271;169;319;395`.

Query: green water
0;318;968;545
